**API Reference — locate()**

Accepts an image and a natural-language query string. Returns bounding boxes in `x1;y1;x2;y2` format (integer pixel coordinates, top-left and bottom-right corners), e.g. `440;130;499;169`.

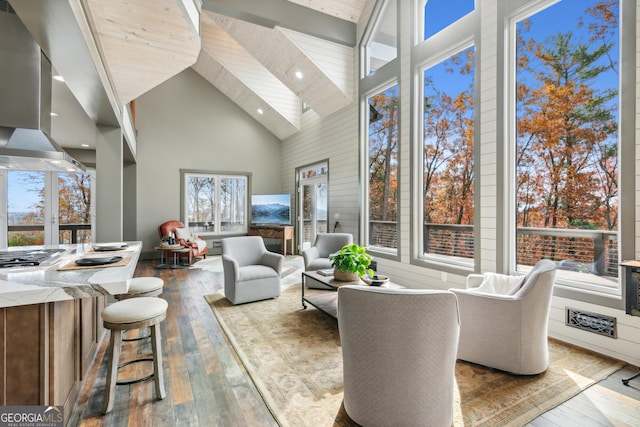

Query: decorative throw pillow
174;227;190;241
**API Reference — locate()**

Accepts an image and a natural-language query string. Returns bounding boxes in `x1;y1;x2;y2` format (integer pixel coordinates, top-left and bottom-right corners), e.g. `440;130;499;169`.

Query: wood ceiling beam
201;0;356;47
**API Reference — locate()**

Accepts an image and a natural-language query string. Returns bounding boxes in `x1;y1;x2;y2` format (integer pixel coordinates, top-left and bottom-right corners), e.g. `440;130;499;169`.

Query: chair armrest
302;247;319;268
450;287;519;303
262;251;284;275
449;288;522;333
176;237;194;248
222;256;239;281
466;274;485;289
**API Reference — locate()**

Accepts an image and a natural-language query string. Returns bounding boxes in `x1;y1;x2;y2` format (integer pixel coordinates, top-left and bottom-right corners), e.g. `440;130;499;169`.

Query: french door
298;161;328;252
1;169;94;247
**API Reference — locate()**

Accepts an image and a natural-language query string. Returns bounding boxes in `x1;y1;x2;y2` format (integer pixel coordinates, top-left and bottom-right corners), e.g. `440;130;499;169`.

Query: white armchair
338;286;460;427
221;236;283;305
449;259;557;375
302;233;352;289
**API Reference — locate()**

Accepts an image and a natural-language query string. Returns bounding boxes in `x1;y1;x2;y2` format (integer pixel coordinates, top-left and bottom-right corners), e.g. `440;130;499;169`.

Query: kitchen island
0;242;142;425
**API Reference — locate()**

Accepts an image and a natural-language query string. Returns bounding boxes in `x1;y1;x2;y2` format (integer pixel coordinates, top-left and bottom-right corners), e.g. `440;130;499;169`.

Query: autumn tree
368;85;398;223
423;47;475;225
516;0;618;231
8;171;92;246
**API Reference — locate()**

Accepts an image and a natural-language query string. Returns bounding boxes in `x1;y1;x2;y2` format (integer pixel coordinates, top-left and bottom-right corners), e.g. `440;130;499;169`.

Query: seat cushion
102;297;168;324
239;265;279;282
127;277;164;295
306;258;332;271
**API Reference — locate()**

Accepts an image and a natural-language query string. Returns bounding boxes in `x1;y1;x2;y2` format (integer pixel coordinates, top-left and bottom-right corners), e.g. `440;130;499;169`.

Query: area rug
205;286;625;427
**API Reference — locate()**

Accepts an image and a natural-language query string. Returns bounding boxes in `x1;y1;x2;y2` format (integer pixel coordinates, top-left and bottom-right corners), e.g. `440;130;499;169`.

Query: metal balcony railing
8;224;92;244
366;221;619;278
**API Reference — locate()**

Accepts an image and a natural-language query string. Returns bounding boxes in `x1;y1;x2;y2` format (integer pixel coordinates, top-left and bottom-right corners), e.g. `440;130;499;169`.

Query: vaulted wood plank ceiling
82;0;201;105
79;0;368;139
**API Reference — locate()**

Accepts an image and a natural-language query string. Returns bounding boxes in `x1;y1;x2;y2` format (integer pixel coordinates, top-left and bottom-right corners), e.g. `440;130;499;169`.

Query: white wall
280;41;360;248
135;68;282;256
280;103;360;245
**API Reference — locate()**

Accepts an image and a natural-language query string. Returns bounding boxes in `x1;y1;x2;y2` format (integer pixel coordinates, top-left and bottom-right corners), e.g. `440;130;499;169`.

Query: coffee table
301;270;404;319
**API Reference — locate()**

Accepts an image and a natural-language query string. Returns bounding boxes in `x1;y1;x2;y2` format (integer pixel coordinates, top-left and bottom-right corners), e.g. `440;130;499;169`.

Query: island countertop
0;241;142;308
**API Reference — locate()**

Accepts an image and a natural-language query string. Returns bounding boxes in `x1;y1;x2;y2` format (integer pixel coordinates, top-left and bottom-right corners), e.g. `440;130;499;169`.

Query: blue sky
423;0;618;103
7;171;44;213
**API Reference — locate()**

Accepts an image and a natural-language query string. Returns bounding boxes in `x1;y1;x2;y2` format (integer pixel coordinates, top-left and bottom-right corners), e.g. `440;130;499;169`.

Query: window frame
180;169;250;237
504;0;633;306
416;42;477;270
364;81;401;255
410;0;478;275
362;0;398;78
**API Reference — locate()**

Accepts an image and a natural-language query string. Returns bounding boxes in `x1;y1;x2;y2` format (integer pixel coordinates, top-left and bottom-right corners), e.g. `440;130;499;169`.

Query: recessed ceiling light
53;75;64;82
81;144;90;148
50;112;58;117
257;108;264;115
295;71;303;79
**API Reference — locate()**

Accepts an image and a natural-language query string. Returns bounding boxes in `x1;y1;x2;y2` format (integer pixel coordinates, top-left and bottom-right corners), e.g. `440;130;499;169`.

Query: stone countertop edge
0;241;142;308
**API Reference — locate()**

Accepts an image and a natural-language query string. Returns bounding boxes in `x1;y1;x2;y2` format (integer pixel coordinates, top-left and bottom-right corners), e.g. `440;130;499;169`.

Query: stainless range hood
0;5;85;173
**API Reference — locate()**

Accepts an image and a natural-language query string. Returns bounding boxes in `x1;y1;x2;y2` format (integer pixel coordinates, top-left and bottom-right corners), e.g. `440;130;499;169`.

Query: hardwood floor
70;257;640;427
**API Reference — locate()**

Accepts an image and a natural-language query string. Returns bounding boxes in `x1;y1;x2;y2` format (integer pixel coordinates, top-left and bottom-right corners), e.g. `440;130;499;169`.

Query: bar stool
115;277;164;342
101;297;168;414
115;277;164;300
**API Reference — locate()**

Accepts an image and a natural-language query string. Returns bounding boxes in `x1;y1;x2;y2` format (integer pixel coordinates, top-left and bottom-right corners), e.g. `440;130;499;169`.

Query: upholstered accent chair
449;259;557;375
157;220;208;264
302;233;353;289
221;236;283;305
338;286;460;427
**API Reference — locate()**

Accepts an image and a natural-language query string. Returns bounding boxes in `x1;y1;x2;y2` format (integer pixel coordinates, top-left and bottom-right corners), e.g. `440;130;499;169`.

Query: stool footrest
116;358;154;385
122;334;150;342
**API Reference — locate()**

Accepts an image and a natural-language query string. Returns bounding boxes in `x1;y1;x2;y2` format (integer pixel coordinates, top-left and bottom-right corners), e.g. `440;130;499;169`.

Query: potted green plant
329;243;373;281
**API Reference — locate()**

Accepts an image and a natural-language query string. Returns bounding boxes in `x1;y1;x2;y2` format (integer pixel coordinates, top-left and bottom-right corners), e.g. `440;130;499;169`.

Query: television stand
248;225;294;255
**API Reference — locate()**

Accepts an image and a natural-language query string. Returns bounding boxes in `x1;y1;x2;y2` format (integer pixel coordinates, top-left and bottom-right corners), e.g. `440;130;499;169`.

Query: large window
513;0;620;293
181;171;248;236
420;46;475;266
367;83;399;251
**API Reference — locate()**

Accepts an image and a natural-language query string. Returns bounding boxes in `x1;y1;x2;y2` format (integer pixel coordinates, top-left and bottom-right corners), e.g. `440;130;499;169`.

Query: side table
155;245;190;269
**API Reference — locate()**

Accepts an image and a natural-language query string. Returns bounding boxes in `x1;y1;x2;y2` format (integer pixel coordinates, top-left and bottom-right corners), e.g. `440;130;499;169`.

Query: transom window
364;0;397;76
422;0;474;40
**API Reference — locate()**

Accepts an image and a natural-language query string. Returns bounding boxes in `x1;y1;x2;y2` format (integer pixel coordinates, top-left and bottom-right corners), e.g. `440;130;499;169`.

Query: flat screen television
251;193;291;225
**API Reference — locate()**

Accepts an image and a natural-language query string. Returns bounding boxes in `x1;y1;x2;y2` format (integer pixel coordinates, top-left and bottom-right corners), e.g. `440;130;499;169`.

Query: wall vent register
565;307;617;338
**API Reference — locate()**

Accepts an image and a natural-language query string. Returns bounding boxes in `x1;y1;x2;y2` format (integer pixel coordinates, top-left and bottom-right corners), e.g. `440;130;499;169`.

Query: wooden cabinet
0;297;105;426
248;225;295;255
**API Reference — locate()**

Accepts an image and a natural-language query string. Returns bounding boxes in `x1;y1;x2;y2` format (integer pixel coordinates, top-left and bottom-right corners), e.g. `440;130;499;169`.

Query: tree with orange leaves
516;0;618;231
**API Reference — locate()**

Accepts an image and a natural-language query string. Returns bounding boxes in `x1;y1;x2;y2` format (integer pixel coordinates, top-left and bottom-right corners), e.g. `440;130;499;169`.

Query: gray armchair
221;236;283;305
302;233;352;289
449;259;557;375
338;286;460;427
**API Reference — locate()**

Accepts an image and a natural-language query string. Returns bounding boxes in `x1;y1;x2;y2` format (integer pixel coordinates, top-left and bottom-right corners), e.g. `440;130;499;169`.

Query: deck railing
8;224;92;244
367;221;619;278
